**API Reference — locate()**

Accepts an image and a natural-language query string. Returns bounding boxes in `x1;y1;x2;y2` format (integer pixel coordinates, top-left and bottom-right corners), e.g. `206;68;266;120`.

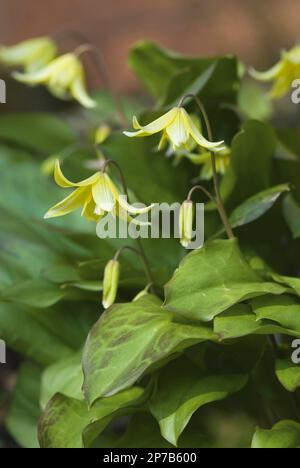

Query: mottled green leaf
83;295;216;404
39;387;146;448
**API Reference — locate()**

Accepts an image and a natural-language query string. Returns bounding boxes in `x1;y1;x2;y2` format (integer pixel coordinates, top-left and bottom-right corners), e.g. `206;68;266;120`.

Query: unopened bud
102;259;120;309
179;200;194;248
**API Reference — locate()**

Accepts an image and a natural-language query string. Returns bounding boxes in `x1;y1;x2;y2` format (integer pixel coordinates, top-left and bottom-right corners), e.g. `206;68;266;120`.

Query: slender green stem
113;245;153;287
179;94;234;240
103;159;155;287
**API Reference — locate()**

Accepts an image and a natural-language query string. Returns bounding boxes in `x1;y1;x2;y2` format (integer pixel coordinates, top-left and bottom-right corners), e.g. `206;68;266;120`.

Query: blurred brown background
0;0;300;93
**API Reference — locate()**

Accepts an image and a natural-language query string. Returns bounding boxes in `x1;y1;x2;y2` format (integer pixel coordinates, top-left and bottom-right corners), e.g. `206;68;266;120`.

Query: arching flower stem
179;94;234;239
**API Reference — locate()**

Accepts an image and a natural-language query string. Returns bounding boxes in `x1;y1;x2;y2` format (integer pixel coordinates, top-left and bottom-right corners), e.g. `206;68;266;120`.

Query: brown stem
114;245;153;287
179;94;234;240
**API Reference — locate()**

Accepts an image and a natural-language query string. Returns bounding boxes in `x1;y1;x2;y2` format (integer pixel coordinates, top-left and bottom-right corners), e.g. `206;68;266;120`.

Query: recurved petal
12;63;53;84
44;186;89;219
183;110;224;150
54;160;100;188
249;61;283;82
92;173;115;212
70;76;97;109
123;108;178;137
107;177;154;215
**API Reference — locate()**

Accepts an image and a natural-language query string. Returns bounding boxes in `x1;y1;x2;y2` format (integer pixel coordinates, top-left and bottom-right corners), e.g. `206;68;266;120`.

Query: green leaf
164;239;285;322
214;304;300;340
150;357;247;446
128;42;239;106
6;363;41;448
251;295;300;332
230;184;290;228
238;81;273;121
40;353;84;408
252;420;300;448
271;273;300;297
39;387;146;448
283;194;300;239
1;279;65;308
220;120;276;206
276;360;300;392
0;113;75;153
0;302;73;365
82;294;216;404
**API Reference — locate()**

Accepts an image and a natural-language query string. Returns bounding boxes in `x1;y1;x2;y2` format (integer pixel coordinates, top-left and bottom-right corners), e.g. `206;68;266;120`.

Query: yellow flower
44;160;153;222
179;200;194;248
13;53;96;108
124;107;224;151
102;259;120;309
0;37;57;72
250;45;300;99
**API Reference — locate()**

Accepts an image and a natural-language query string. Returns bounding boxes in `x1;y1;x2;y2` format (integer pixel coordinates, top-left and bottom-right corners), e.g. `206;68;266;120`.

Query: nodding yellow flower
0;37;57;72
102;259;120;309
13;53;96;108
250;45;300;99
179;200;194;248
123;107;224;151
44;160;153;222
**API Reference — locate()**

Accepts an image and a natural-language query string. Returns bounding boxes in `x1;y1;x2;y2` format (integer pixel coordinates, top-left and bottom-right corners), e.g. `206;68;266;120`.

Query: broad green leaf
0;113;75;153
39;387;146;448
0;302;73;365
164;239;285;322
40;353;83;408
6;363;41;448
283;194;300;239
150;357;247;446
251;295;300;332
128;42;239;106
82;294;216;404
214;304;300;340
220;120;276;206
230;184;290;228
1;279;65;308
252;420;300;448
276;360;300;392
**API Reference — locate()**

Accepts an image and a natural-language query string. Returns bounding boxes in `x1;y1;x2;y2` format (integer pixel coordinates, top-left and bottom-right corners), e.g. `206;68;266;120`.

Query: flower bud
102;259;120;309
179;200;194;248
